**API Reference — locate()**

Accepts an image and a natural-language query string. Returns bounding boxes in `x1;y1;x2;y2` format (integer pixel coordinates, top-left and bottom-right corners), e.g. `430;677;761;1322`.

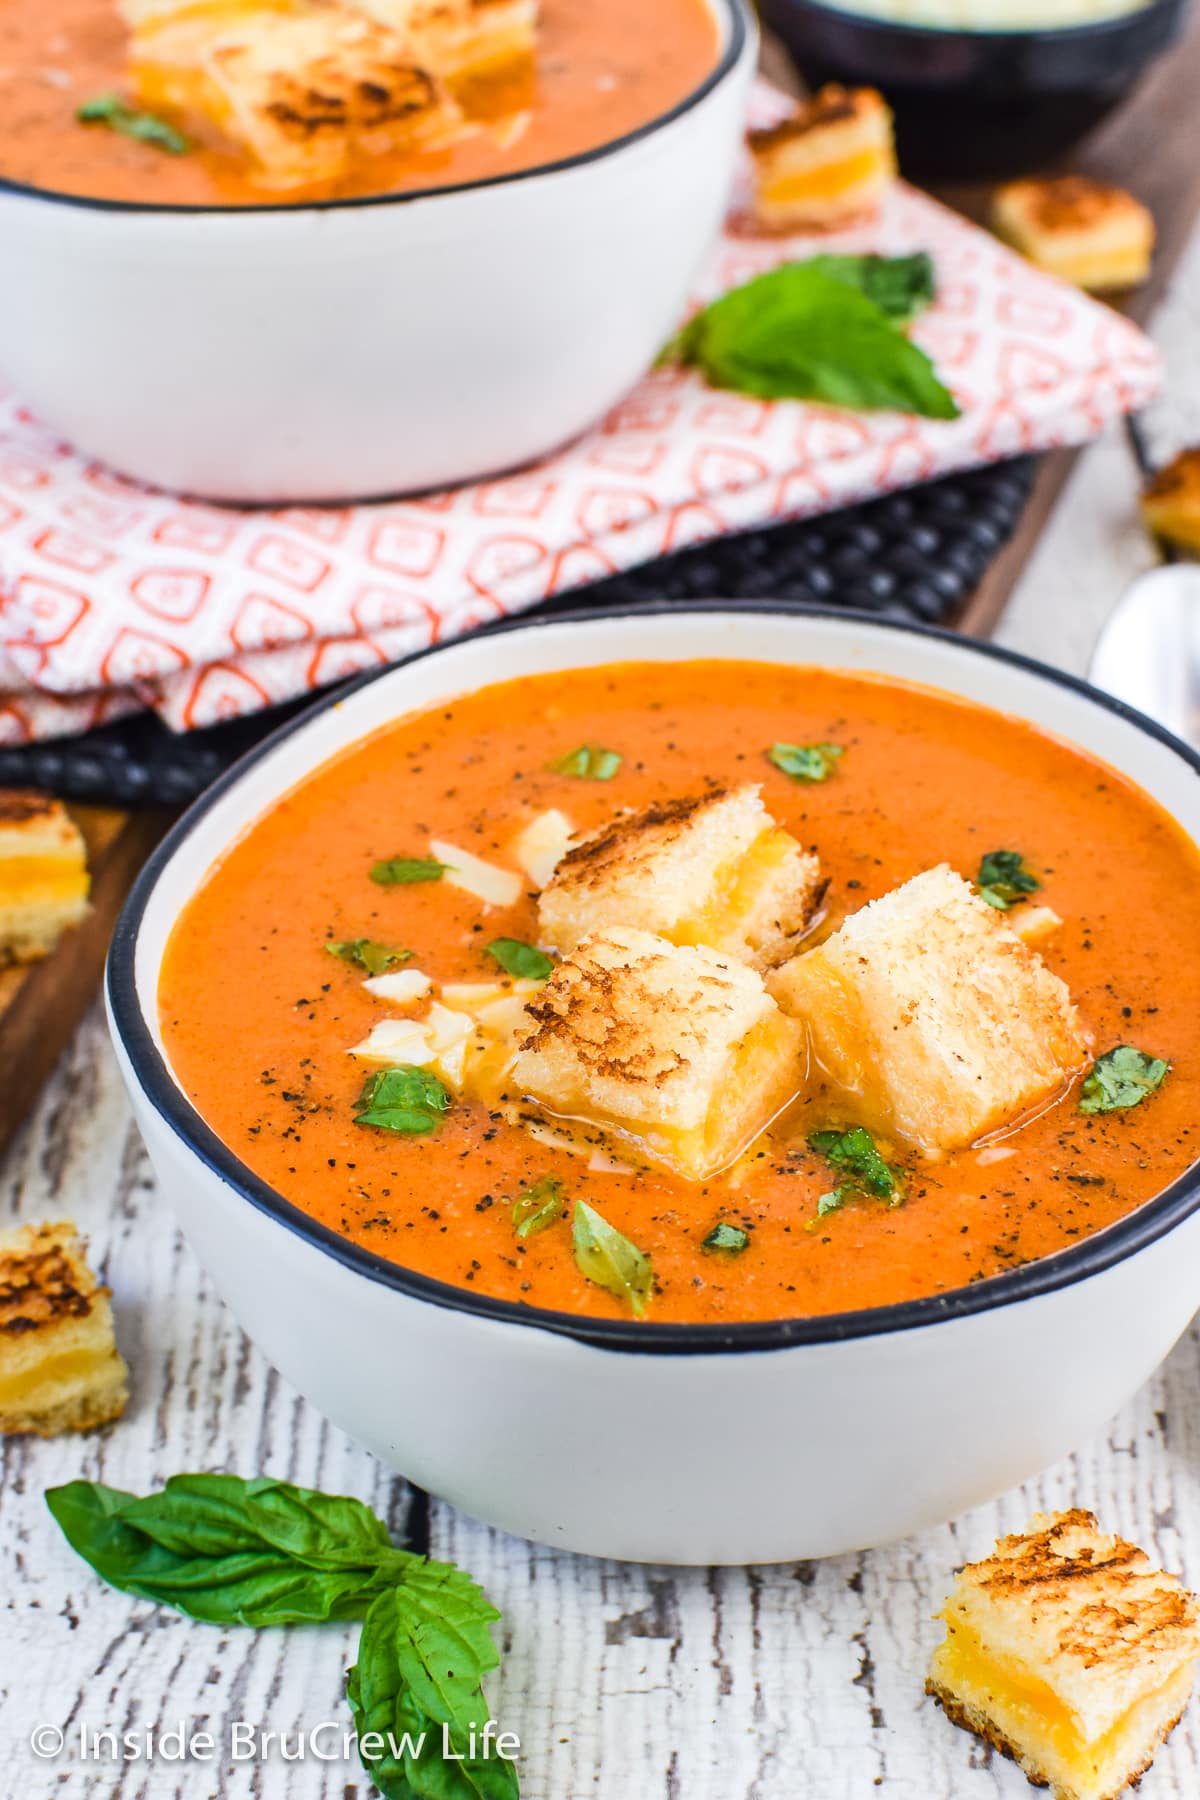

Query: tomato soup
159;661;1200;1326
0;0;721;205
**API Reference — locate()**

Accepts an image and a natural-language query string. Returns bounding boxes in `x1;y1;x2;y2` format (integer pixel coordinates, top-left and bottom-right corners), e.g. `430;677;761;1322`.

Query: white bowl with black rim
107;604;1200;1565
0;0;754;504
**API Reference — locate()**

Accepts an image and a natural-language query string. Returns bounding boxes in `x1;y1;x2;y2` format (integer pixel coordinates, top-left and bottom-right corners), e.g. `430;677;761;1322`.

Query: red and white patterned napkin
0;89;1159;744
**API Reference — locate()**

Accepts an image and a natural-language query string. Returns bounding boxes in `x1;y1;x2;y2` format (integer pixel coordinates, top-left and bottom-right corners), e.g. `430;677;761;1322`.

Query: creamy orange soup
0;0;721;204
159;661;1200;1325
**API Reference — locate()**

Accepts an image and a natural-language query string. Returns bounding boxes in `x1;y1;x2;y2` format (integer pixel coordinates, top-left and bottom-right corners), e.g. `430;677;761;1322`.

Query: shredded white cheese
348;1019;435;1066
430;838;522;910
362;969;432;1005
441;979;542;1011
1011;906;1062;946
513;809;576;889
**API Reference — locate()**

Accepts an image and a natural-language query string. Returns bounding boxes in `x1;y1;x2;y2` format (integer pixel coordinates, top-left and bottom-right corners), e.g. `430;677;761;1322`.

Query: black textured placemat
0;456;1035;808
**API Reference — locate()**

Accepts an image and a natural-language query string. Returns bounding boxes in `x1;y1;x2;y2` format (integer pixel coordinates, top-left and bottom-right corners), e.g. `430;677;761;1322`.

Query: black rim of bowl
0;0;749;216
108;600;1200;1356
770;0;1177;43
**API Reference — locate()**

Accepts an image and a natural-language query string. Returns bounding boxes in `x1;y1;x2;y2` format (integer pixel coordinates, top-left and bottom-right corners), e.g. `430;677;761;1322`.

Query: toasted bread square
349;0;538;80
129;2;460;188
747;85;896;232
1141;447;1200;554
0;1222;129;1436
0;792;89;966
511;926;803;1178
537;787;822;971
768;865;1088;1154
992;177;1154;292
927;1510;1200;1800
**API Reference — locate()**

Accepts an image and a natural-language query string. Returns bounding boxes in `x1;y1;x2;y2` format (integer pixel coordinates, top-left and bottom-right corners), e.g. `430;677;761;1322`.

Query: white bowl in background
107;606;1200;1563
0;0;754;503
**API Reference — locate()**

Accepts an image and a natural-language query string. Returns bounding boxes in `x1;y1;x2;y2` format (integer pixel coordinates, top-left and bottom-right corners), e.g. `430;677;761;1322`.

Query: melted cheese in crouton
538;786;822;971
511;926;803;1179
769;865;1088;1154
348;0;538;79
0;791;90;965
0;1222;129;1436
130;3;460;187
927;1510;1200;1800
992;176;1154;293
748;85;896;231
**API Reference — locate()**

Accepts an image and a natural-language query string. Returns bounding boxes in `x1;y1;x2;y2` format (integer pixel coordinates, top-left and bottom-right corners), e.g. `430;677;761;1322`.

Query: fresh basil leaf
77;92;190;154
572;1201;653;1317
809;1127;902;1208
348;1588;519;1800
486;939;554;981
976;849;1040;910
668;264;959;420
48;1472;519;1799
804;252;936;325
356;1067;451;1135
1079;1045;1170;1115
701;1222;750;1254
548;745;622;781
512;1175;567;1239
768;742;844;783
45;1478;408;1626
327;939;414;976
372;857;449;886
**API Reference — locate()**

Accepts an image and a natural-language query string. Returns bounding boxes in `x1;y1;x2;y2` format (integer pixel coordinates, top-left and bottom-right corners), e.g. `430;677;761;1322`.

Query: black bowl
760;0;1189;178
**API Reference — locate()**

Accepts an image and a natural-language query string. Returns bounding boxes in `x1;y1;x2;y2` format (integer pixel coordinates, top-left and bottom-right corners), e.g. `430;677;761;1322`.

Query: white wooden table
4;241;1200;1800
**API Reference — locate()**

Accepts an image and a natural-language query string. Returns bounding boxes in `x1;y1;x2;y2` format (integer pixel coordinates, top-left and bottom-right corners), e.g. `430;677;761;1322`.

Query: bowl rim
0;0;749;219
772;0;1178;44
108;599;1200;1356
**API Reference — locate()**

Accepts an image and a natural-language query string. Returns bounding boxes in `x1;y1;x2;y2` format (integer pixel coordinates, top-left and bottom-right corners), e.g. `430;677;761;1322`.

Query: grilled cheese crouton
1141;447;1200;554
769;865;1088;1154
748;86;896;232
927;1510;1200;1800
0;792;89;966
538;787;823;971
511;926;803;1179
0;1222;129;1436
128;2;460;188
992;176;1154;292
348;0;538;80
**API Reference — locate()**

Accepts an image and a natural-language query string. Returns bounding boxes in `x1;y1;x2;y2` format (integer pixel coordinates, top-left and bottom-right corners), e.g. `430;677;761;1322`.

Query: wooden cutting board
0;805;170;1155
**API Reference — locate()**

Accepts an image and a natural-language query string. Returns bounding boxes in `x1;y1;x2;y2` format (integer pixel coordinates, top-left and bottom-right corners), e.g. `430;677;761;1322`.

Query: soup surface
0;0;720;204
160;660;1200;1326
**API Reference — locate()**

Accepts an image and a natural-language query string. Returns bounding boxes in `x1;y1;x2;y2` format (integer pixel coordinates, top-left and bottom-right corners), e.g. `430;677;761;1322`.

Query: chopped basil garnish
512;1175;567;1239
548;745;622;781
702;1222;750;1254
354;1066;450;1135
325;938;412;976
77;93;190;155
572;1200;653;1317
976;849;1040;910
809;1126;903;1215
768;742;844;783
1079;1045;1170;1115
487;938;554;981
370;856;448;885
